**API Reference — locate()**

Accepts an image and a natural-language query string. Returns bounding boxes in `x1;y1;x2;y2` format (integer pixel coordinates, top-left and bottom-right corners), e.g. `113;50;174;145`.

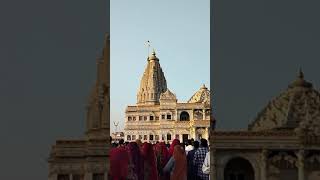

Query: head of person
200;138;208;148
173;145;185;157
109;145;129;179
187;139;192;146
171;145;187;180
119;139;124;146
193;140;200;149
142;142;153;154
169;139;181;156
135;139;142;147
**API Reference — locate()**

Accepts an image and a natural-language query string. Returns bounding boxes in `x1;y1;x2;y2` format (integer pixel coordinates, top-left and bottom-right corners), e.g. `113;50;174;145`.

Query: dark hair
187;139;192;146
193;141;200;149
119;139;124;145
200;138;208;148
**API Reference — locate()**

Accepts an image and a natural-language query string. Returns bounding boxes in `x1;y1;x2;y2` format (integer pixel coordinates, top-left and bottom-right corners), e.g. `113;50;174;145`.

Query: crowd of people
109;138;210;180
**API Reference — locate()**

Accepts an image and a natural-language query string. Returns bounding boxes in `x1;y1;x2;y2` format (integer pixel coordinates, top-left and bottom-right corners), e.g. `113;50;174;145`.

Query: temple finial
298;67;304;79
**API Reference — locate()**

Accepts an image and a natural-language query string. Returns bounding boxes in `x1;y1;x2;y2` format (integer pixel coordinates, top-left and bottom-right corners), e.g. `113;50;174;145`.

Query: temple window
180;111;190;121
155;135;159;141
72;174;84;180
162;115;166;119
144;116;147;121
92;173;104;180
133;116;136;121
128;116;132;121
150;135;154;140
167;134;171;140
127;135;131;141
155;116;159;120
139;116;142;121
139;135;143;140
150;116;154;120
144;135;147;140
132;135;136;140
167;114;172;120
57;174;69;180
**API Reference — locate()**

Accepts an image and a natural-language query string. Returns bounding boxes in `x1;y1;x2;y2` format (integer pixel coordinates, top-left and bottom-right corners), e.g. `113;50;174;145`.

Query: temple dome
249;70;320;133
188;84;210;103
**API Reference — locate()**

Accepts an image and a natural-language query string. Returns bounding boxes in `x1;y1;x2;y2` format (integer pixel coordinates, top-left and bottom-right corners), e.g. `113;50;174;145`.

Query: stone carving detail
194;109;203;120
268;152;297;168
160;89;177;100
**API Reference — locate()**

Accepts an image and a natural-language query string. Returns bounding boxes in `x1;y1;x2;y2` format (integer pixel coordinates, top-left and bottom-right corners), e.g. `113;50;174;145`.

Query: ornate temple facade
210;70;320;180
48;34;110;180
124;50;211;144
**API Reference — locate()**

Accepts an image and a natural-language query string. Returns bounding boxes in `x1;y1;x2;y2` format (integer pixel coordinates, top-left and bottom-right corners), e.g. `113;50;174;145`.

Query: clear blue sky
110;0;210;132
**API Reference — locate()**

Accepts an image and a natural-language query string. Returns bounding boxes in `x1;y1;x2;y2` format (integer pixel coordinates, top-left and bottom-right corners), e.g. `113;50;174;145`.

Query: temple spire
137;48;167;105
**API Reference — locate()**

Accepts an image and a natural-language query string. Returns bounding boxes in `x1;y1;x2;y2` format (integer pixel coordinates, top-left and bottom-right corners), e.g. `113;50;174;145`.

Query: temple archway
224;157;254;180
180;111;190;121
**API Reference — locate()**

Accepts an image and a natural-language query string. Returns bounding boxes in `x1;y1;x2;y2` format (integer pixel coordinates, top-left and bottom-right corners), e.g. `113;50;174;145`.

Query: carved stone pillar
210;149;216;180
203;109;206;120
297;150;305;180
261;149;268;180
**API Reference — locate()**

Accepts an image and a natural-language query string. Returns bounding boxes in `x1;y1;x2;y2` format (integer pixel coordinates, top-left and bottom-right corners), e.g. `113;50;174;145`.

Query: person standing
141;142;158;180
126;142;144;180
193;139;209;180
171;145;187;180
109;146;129;180
185;139;194;155
155;142;170;180
187;141;199;180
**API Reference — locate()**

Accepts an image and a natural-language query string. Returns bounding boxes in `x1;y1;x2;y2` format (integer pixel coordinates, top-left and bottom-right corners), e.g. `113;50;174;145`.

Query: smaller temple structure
210;70;320;180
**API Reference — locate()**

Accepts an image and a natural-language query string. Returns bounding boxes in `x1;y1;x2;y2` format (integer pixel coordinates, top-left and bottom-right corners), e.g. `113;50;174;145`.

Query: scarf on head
168;139;180;157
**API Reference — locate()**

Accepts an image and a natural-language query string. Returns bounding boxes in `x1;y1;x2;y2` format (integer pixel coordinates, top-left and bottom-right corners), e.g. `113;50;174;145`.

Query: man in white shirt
202;151;210;176
185;139;194;155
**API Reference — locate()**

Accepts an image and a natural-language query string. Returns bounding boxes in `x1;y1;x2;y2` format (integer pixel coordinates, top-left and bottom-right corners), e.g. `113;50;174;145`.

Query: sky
110;0;210;132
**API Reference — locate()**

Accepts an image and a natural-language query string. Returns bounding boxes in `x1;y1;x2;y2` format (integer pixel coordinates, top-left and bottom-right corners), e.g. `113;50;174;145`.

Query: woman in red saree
168;139;180;157
126;142;144;180
109;146;129;180
171;145;187;180
155;142;170;180
141;142;158;180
